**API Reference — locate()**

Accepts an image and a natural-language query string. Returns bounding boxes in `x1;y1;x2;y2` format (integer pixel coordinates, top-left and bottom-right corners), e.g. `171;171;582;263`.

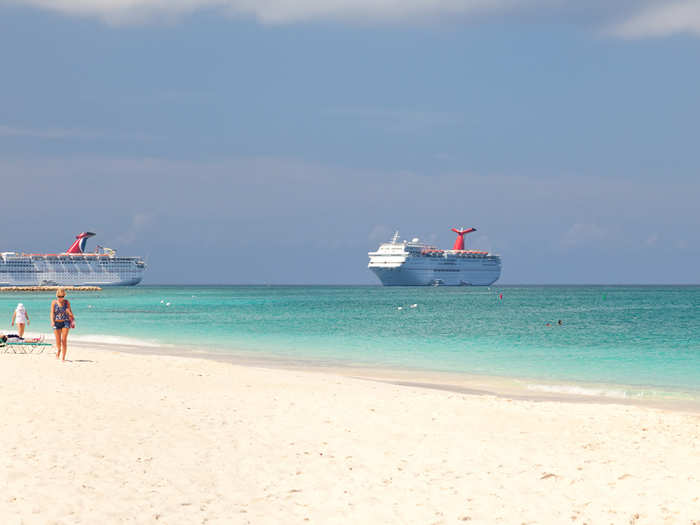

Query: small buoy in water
166;302;171;306
160;300;164;304
88;305;92;308
410;304;417;308
397;306;403;310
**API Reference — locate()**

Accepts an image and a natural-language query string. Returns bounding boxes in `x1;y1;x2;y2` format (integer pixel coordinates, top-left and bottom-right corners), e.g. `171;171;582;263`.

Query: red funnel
66;232;96;254
451;227;476;250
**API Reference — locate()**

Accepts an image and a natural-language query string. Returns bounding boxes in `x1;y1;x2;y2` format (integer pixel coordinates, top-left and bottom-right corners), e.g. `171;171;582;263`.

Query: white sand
1;343;699;524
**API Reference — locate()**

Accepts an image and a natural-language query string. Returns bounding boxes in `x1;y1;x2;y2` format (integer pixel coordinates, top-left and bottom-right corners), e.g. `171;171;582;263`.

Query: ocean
5;285;700;401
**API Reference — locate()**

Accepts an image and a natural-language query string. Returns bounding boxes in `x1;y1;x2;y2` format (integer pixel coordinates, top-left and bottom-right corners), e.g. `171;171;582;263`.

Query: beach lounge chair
0;337;52;354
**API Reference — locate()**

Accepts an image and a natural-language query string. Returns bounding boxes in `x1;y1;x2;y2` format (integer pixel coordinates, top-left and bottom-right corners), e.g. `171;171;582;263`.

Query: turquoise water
4;286;700;396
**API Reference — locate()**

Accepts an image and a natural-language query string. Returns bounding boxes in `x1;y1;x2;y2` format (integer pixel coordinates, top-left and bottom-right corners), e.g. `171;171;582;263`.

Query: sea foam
526;383;630;399
70;334;168;348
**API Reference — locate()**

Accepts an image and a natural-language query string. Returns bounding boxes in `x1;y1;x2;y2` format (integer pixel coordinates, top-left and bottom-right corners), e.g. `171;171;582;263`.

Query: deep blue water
5;285;700;396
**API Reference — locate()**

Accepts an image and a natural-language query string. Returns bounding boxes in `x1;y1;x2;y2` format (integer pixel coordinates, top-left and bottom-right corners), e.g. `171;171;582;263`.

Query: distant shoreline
137;283;700;286
0;286;101;292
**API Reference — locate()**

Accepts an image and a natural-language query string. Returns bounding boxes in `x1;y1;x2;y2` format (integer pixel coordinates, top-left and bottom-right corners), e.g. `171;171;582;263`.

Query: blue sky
0;1;698;284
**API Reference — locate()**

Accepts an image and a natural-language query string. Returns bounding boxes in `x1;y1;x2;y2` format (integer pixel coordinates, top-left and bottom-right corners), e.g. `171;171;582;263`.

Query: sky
0;0;698;284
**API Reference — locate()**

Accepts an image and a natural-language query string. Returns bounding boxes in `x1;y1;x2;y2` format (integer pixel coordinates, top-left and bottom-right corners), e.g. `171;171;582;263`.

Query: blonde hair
56;288;66;298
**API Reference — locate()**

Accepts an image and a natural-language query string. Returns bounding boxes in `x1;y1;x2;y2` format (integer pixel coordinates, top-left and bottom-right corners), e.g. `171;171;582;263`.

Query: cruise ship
0;232;146;286
368;227;501;286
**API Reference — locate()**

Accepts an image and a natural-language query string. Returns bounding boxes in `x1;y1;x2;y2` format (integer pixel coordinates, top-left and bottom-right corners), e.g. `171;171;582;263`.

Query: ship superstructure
368;227;501;286
0;232;146;286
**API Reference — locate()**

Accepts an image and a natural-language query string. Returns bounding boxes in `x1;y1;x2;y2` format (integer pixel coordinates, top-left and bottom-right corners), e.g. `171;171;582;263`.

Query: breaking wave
526;383;631;399
70;333;170;348
526;383;699;401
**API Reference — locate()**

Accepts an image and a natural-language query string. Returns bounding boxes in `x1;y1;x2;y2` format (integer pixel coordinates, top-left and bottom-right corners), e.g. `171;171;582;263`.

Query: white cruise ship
368;227;501;286
0;232;146;287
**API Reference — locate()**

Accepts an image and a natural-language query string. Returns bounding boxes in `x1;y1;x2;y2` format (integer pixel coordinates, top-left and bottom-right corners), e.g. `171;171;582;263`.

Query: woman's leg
61;327;69;361
54;328;62;358
18;323;25;338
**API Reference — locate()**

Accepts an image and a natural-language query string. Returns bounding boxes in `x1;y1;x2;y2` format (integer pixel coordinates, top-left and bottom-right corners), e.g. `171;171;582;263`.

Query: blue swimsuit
53;300;71;329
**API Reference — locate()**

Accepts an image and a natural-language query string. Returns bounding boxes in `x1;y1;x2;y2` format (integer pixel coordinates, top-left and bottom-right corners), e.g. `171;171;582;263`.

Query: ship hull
79;276;143;286
370;264;500;286
0;274;144;287
0;258;145;287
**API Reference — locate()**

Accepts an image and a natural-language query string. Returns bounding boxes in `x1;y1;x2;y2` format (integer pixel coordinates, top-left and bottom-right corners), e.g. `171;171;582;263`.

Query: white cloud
3;0;699;38
610;1;700;38
2;0;544;24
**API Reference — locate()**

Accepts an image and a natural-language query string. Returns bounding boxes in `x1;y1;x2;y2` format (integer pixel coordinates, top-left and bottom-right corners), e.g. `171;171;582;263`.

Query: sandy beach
2;342;699;524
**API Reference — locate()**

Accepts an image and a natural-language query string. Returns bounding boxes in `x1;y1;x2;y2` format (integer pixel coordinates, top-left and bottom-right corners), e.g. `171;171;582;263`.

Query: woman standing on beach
11;302;30;338
51;288;74;361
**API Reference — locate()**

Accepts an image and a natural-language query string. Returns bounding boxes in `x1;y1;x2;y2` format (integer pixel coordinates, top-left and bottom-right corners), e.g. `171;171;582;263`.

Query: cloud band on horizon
2;0;700;38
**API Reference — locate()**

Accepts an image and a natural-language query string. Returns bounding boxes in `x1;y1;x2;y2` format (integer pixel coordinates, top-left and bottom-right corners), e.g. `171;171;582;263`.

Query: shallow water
6;285;700;399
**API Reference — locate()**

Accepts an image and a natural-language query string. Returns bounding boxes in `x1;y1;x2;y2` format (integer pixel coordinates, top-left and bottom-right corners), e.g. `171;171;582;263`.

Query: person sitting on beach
11;302;29;338
51;288;75;361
